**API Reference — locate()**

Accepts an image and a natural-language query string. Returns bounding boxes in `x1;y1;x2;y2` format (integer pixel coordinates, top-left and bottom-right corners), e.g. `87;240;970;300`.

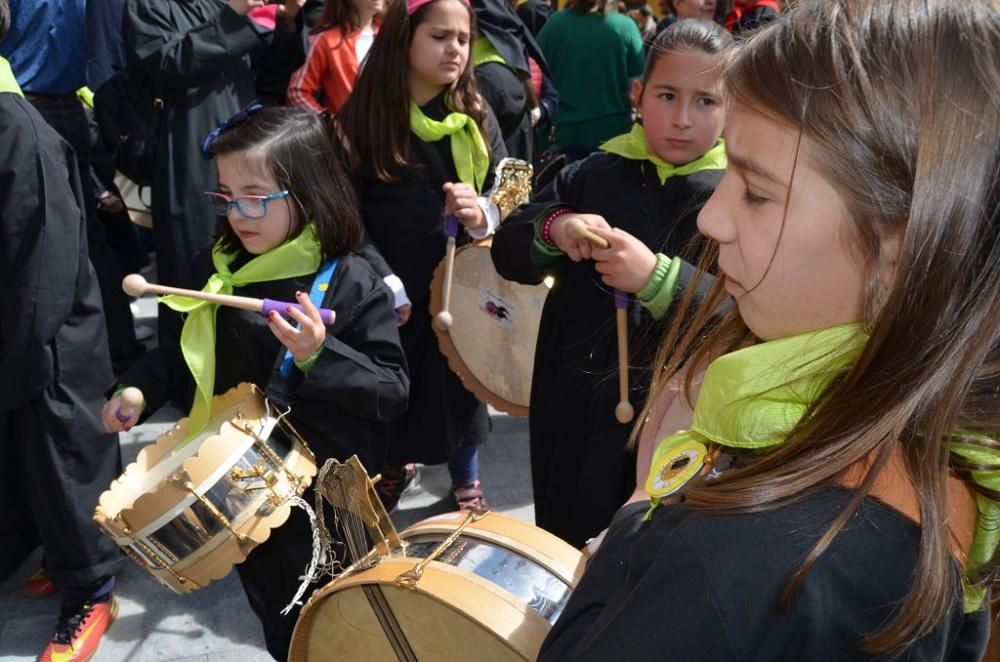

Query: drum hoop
429;239;530;417
289;558;550;662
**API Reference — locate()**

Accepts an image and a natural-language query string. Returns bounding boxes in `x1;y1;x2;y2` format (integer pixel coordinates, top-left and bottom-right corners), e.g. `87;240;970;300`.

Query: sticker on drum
479;288;515;330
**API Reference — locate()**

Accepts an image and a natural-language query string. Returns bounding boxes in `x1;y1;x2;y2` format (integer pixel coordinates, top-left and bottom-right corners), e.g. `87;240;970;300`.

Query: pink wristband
540;208;571;248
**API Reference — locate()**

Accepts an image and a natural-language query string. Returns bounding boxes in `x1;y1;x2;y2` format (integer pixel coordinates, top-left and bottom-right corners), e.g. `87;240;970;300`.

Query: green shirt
537;10;645;150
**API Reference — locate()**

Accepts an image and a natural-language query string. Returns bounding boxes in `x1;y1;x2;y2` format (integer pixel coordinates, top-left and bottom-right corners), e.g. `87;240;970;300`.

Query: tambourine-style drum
94;383;316;593
289;511;584;662
430;240;549;416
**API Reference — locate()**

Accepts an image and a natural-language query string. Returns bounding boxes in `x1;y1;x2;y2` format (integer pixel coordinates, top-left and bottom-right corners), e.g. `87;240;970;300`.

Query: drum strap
362;585;419;662
266;258;340;407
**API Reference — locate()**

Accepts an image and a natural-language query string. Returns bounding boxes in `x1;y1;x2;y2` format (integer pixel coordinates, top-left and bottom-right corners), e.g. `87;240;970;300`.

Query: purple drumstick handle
261;299;335;325
115;407;134;423
446;215;460;238
614;289;628;310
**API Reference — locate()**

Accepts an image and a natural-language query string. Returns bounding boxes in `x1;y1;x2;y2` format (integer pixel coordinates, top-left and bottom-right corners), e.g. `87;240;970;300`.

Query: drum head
430;241;548;416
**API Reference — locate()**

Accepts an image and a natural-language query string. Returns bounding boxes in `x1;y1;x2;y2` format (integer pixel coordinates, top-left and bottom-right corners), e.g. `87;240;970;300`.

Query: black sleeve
125;0;268;86
291;268;409;422
481;104;510;194
489;156;586;284
539;503;739;662
0;97;87;407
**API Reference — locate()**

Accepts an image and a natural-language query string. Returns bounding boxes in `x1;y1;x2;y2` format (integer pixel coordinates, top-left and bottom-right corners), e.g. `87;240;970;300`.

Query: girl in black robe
104;107;408;660
490;22;729;548
337;0;508;511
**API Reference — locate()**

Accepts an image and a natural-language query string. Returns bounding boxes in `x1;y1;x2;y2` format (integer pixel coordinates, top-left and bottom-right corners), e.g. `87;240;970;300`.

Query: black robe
0;93;124;589
353;94;508;466
491;152;721;547
472;0;552;162
540;493;990;661
120;250;408;658
123;0;304;333
515;0;552;37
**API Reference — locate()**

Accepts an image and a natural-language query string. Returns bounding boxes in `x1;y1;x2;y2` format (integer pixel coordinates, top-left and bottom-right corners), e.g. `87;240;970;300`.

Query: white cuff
467;197;501;240
382;274;411;309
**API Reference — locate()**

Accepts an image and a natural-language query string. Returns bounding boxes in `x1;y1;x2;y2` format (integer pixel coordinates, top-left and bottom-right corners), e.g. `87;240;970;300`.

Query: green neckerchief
0;57;23;96
409;100;490;193
600;123;727;185
76;86;95;110
162;224;322;443
472;37;507;68
646;322;1000;612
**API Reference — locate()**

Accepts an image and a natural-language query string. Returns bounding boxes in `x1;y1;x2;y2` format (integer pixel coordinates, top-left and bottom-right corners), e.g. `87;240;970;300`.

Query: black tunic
120;251;408;658
123;0;304;331
541;491;990;661
0;93;124;589
354;94;508;466
491;152;721;547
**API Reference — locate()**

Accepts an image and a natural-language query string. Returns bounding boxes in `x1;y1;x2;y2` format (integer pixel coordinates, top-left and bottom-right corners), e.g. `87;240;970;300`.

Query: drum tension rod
394;510;489;589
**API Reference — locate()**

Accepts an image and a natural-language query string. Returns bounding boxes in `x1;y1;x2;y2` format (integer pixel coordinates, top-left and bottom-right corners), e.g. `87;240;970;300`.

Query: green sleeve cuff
530;217;565;267
294;346;324;375
637;254;682;320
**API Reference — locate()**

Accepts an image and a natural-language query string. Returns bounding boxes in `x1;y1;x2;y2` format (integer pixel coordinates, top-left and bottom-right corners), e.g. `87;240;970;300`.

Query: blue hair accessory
200;102;264;160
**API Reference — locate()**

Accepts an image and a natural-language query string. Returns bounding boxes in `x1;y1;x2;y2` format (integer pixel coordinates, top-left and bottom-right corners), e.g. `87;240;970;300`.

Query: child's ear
877;230;902;291
630;79;643;114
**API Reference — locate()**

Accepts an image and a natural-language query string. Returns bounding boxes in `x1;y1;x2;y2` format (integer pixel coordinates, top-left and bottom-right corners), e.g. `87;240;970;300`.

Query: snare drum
94;383;316;593
289;511;584;661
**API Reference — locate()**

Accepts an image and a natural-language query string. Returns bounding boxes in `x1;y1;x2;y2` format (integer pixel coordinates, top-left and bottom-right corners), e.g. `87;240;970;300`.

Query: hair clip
200;102;265;160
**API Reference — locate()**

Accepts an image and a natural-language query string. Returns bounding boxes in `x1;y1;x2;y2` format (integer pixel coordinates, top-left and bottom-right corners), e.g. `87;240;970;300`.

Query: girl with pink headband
336;0;508;513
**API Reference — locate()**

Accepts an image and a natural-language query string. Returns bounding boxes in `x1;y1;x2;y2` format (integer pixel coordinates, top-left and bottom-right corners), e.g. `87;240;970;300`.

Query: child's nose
697;175;738;244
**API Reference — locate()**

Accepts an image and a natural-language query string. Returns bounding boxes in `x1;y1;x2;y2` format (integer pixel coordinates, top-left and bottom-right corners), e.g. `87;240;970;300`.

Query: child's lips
665;138;692;148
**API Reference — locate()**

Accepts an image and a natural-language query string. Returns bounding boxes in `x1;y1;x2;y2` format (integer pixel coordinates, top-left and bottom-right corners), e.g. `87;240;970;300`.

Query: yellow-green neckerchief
76;86;95;110
409;100;490;193
600;123;726;185
472;37;507;68
0;57;23;96
646;322;1000;611
161;224;322;444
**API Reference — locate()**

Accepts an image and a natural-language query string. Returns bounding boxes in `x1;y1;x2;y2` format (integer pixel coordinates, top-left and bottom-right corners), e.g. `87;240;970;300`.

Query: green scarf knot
409;100;490;193
645;323;999;612
162;224;323;444
600;123;726;184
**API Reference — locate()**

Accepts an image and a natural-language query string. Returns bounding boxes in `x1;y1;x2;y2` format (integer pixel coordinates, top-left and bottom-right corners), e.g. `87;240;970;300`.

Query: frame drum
94;383;316;593
430;240;549;416
289;511;584;661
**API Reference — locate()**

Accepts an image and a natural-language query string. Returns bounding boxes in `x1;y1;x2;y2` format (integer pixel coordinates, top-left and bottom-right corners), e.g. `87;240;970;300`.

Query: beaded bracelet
540;207;572;248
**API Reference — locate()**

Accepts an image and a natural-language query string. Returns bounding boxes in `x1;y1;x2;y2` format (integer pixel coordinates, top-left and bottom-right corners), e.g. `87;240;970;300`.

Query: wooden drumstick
115;387;144;423
434;215;460;331
563;216;611;250
614;290;634;424
122;273;336;325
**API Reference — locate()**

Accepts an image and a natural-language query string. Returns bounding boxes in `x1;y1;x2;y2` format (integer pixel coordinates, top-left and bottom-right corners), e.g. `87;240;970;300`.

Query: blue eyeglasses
204;190;290;219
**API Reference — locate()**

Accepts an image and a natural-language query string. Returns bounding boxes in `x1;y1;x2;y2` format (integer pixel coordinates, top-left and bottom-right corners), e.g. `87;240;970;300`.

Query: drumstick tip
122;273;148;297
615;401;635;424
434;310;454;331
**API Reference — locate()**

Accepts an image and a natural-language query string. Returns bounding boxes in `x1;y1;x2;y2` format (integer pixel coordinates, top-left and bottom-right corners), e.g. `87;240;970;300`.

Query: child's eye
698;97;716;107
657;92;675;102
742;188;769;206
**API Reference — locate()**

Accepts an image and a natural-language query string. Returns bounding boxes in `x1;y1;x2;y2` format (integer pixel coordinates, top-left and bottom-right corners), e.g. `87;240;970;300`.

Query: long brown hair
311;0;376;37
336;0;489;182
637;0;1000;653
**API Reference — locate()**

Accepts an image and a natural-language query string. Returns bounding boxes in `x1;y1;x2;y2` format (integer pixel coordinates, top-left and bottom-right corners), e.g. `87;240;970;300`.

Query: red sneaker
24;568;58;599
38;595;118;662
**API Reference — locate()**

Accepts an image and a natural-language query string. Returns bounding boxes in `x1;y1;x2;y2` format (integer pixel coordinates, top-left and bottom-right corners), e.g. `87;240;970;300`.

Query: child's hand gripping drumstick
101;387;144;433
563;217;636;424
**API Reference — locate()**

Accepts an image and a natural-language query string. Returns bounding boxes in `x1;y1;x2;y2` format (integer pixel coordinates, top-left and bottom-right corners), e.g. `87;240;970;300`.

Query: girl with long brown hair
336;0;508;511
540;0;999;659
